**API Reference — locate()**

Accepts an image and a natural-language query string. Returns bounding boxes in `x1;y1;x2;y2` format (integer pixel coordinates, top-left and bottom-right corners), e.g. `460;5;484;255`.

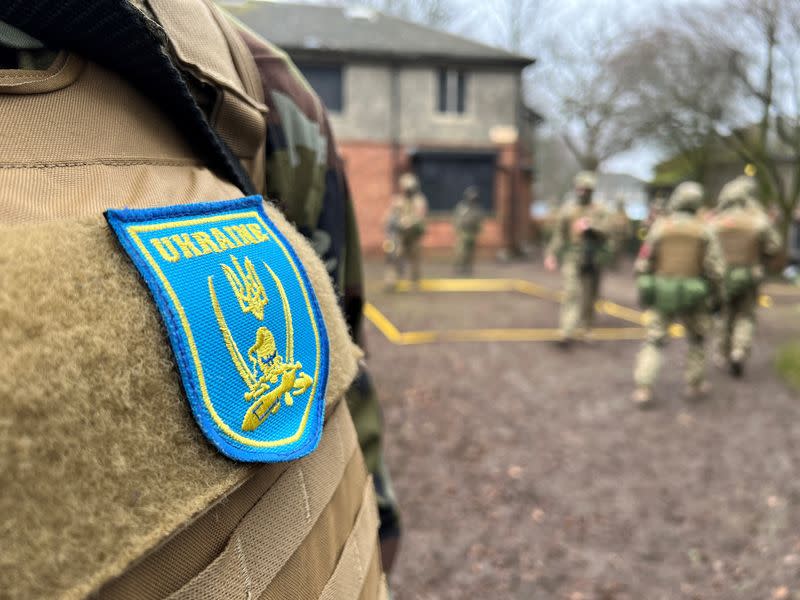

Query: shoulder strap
0;0;256;195
147;0;268;193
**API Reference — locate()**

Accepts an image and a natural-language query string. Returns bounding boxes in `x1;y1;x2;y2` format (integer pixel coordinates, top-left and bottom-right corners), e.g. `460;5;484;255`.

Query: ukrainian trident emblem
209;256;314;432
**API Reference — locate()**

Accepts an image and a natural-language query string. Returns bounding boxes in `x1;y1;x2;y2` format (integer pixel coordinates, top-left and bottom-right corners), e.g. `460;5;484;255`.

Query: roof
223;1;535;67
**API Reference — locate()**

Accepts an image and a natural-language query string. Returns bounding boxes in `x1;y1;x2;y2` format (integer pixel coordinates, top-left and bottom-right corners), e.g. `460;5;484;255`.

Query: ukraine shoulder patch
106;197;329;462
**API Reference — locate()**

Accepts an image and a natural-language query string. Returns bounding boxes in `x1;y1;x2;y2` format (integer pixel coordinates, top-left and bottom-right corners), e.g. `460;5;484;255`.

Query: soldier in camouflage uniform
632;182;726;406
710;176;781;377
545;171;609;345
384;172;428;288
453;185;484;275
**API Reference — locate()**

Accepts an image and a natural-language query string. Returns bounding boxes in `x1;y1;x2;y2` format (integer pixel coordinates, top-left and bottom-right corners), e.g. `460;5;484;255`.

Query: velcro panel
0;204;360;599
0;217;250;600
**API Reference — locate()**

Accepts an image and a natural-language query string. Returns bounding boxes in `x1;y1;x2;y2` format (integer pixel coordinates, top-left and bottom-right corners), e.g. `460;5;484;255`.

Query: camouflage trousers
385;238;422;285
560;260;602;338
455;234;477;274
634;310;710;389
346;365;402;561
713;289;758;361
608;237;627;270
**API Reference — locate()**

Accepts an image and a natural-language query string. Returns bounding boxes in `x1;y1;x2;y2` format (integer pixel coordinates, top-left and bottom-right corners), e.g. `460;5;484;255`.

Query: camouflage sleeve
594;205;612;238
546;208;567;258
634;222;659;274
703;229;726;300
453;203;464;228
761;219;782;259
415;194;429;221
238;25;402;546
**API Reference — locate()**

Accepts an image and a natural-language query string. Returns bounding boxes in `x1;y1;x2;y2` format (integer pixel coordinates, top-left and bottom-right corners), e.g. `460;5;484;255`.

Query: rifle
383;213;402;268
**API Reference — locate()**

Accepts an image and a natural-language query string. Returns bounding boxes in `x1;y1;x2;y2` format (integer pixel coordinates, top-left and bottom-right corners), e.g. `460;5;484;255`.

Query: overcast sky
457;0;725;180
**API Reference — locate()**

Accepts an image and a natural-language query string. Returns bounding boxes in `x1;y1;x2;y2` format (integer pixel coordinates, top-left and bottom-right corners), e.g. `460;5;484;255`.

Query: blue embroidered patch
106;197;329;462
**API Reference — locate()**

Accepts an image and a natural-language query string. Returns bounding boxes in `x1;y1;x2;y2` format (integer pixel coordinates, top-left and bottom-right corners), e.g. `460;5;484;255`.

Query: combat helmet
669;181;704;213
717;177;752;211
463;185;479;203
574;170;597;191
398;172;419;194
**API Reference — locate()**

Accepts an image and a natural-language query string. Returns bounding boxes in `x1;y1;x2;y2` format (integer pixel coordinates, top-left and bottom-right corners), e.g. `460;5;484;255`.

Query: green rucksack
652;276;709;314
725;266;755;299
636;274;656;308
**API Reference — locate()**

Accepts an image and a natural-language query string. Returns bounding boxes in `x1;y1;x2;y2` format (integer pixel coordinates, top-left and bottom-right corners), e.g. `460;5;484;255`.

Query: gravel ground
364;257;800;600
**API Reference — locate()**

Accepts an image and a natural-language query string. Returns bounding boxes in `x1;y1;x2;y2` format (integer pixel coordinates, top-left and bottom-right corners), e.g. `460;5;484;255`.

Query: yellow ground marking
368;278;779;346
363;302;404;342
367;278;649;345
364;302;646;345
392;278;645;325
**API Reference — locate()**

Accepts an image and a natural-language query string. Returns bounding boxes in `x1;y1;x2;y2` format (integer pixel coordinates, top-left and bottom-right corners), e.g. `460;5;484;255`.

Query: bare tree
535;133;580;205
479;0;550;54
612;0;800;242
335;0;454;28
540;11;641;171
607;24;741;181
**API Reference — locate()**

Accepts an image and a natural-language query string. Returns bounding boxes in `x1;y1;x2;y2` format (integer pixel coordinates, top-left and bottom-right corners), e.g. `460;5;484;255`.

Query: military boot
631;386;653;407
712;352;728;371
729;349;746;378
684;381;711;401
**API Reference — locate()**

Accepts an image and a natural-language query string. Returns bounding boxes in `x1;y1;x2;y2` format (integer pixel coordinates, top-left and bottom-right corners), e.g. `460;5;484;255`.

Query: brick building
226;1;538;253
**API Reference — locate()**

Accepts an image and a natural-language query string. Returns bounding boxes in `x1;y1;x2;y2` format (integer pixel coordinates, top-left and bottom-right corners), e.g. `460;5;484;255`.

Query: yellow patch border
128;211;322;448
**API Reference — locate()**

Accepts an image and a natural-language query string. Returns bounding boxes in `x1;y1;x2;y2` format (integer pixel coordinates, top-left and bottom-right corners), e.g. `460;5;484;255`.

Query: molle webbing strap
358;548;389;600
359;549;387;600
94;400;368;599
0;0;256;195
319;480;382;600
655;220;705;277
92;464;289;600
715;213;761;267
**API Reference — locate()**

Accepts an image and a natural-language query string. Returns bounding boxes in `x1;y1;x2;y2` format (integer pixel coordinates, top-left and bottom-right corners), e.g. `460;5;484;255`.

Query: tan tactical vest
713;209;761;267
654;217;706;277
0;2;384;599
566;203;603;244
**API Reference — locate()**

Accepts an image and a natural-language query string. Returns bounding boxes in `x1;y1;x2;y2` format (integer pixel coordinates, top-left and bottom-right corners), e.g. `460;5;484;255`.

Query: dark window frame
411;149;497;216
437;68;467;115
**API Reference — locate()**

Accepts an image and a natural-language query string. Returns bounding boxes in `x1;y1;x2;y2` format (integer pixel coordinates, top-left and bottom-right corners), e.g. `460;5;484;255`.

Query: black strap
0;0;256;195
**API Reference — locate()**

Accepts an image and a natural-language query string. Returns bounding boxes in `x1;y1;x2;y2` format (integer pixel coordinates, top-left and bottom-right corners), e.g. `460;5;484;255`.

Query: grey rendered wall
328;62;521;145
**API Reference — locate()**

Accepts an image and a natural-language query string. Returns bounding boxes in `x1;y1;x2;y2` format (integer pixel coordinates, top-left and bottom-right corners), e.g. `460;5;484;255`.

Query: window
437;68;467;114
412;150;496;214
296;64;343;112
